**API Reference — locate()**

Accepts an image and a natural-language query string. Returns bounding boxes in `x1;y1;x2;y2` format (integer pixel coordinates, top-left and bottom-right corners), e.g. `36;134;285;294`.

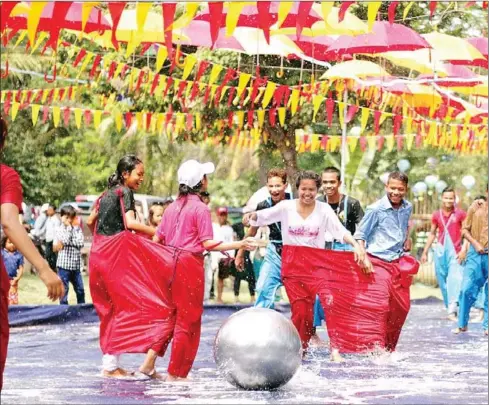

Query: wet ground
2;300;488;404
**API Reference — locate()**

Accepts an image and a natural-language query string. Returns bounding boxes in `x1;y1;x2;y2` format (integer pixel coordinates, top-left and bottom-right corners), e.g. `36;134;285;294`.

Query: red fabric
156;195;213;254
281;246;414;354
431;209;467;253
0;165;23;390
89;231;175;355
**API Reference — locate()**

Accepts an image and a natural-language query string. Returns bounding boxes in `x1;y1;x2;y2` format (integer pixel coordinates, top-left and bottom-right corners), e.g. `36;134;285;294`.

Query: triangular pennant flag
31;104;41;125
338;101;346;129
182;54;197;80
360;108;370;133
93;110;102;129
74;108;82;129
156;46;168;72
403;2;415;20
289;89;300;116
209;64;223;86
348;136;358;153
52;106;61;127
385;135;395;151
236;111;245;129
277;2;294;27
312;95;324;122
257;110;265;128
27;2;48;46
10;102;20;121
406;133;415;150
237;73;252;98
226;2;247;36
367;135;377;151
278;107;286;127
63;107;71;126
367;2;382;31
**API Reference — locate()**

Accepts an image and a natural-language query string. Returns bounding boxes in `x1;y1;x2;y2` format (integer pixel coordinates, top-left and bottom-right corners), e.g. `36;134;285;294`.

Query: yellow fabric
31;104;41;126
27;2;48;46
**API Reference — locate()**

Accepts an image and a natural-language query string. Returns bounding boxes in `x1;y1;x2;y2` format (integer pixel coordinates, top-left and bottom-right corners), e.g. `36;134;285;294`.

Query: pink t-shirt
156;194;213;254
432;208;466;253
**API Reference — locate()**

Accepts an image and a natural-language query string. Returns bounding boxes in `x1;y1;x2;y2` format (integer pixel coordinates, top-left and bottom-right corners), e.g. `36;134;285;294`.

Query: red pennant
68;86;73;100
47;89;54;104
84;109;92;126
273;85;286;106
195;61;210;81
396;135;403;151
124;112;132;129
34;90;43;104
190;82;200;101
227;111;234;127
437;104;448;120
373;110;381;134
163;77;173;98
296;1;313;39
377;135;385;151
14;91;21;103
186;114;193;131
269;108;277;127
227;87;236;107
89;54;102;79
345;105;359;124
393;114;403;136
359;136;367;152
388;1;399;24
150;74;160;95
108;2;127;50
203;86;212;104
162;2;177;59
165;108;173;127
465;1;477;6
326;97;335;127
63;107;71;126
247;110;254;128
73;49;87;67
208;2;224;47
429;2;437;19
42;106;49;123
146;113;153;130
483;1;488;9
58;88;66;101
139;43;152;56
3;97;11;115
0;2;20;32
339;1;355;23
120;64;130;80
108;61;117;80
283;86;291;107
25;90;33;105
321;136;328;151
257;2;272;43
135;70;146;93
177;80;187;99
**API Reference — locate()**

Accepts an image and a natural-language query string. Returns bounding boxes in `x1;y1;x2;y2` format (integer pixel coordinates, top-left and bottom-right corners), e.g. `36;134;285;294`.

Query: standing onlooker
200;192;214;303
55;206;85;305
147;202;165;229
45;204;61;272
1;236;24;305
421;187;466;320
212;207;237;304
454;187;488;335
29;203;48;260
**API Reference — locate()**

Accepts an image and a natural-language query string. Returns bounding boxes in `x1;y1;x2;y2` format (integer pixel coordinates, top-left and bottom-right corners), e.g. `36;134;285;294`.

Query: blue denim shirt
354;195;412;262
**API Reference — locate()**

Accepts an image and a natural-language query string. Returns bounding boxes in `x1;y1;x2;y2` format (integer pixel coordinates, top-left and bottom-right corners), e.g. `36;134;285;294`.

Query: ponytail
107;154;143;189
178;181;203;197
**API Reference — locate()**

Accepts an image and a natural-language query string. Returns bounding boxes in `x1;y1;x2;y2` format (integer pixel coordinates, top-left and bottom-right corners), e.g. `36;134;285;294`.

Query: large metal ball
214;307;302;390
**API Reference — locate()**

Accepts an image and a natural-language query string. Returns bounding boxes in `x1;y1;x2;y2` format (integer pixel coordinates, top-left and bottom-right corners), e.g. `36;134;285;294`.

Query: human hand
456;249;467;264
10;279;18;287
38;266;64;301
421;253;428;265
242;213;252;226
403;238;412;252
240;237;258;251
473;241;486;254
235;254;245;271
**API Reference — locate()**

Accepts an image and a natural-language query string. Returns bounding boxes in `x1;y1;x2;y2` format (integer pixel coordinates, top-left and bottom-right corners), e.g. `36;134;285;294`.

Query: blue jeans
58;268;86;305
314;242;352;327
433;236;463;314
457;246;488;330
254;244;282;309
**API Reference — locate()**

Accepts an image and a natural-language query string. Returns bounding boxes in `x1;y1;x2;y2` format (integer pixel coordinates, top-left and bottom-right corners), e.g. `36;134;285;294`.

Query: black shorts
218;258;236;280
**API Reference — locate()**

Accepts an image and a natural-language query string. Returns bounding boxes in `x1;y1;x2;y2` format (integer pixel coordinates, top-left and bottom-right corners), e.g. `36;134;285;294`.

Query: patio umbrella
467;37;488;59
286;34;353;62
4;2;110;34
381;49;445;75
322;21;430;60
418;64;484;87
320;60;389;80
422;32;487;68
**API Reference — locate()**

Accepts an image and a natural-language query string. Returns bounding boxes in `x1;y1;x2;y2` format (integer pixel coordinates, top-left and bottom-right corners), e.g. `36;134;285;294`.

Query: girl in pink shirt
141;160;256;381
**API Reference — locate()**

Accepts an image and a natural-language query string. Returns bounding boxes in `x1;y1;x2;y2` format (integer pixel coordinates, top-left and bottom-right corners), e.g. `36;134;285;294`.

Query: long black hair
296;170;321;190
0;115;7;150
178;176;206;197
107;155;143;189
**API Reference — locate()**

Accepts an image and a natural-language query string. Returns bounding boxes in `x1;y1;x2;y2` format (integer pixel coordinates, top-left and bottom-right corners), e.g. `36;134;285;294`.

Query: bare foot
452;327;468;334
250;296;256;304
447;313;458;322
216;299;224;304
165;374;190;382
138;368;165;380
309;333;330;348
103;368;134;378
330;349;345;363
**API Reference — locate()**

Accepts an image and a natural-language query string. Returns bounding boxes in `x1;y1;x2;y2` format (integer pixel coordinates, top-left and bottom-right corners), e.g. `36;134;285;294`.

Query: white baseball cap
40;203;49;213
177;160;215;188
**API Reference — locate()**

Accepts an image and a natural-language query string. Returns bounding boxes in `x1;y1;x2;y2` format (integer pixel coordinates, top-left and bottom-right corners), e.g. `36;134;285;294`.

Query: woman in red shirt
0;116;64;390
140;160;256;381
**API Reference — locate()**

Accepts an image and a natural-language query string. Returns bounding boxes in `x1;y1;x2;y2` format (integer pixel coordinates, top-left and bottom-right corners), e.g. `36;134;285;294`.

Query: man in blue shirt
354;171;417;352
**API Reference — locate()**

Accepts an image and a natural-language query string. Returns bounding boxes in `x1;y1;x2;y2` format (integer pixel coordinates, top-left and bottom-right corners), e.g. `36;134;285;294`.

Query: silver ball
214;308;302;390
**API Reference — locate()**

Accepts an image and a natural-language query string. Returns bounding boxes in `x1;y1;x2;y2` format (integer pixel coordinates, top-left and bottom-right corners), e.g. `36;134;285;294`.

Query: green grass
14;271;442;306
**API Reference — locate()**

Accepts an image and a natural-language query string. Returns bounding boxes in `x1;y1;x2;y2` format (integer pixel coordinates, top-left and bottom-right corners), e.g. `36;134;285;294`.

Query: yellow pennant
450;125;459;148
338;101;346;129
186;81;194;99
171;3;200;30
113;62;125;79
278;107;286;127
406;117;413;134
312;95;324;122
320;3;334;28
31;104;41;125
261;82;276;109
30;32;49;54
367;135;377;151
10;102;19;121
403;2;415;20
182;54;197;80
82;2;100;32
348;136;358;153
27;2;48;46
209;85;218;104
209;64;223;86
156;47;168;72
277;2;294;28
220;86;229;102
77;52;94;78
93;110;102;129
13;30;28;49
379;112;390;125
113;111;122;132
257;110;265;128
52;106;61;127
176;113;185;130
236;111;245;129
406;133;415;150
311;134;321;153
0;92;5;103
237;73;252;97
385;135;395;152
289;89;300;116
41;90;49;104
360;108;369;133
226;2;248;36
136;2;152;33
74;108;82;129
196;113;201;130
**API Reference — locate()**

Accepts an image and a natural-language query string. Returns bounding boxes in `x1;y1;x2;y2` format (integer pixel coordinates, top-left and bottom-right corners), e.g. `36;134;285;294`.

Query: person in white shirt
243;170;372;362
44;204;61;271
212;207;237;304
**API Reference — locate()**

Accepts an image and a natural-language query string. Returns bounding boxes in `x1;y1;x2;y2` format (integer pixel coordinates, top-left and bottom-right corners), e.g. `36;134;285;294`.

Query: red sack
89;192;176;355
